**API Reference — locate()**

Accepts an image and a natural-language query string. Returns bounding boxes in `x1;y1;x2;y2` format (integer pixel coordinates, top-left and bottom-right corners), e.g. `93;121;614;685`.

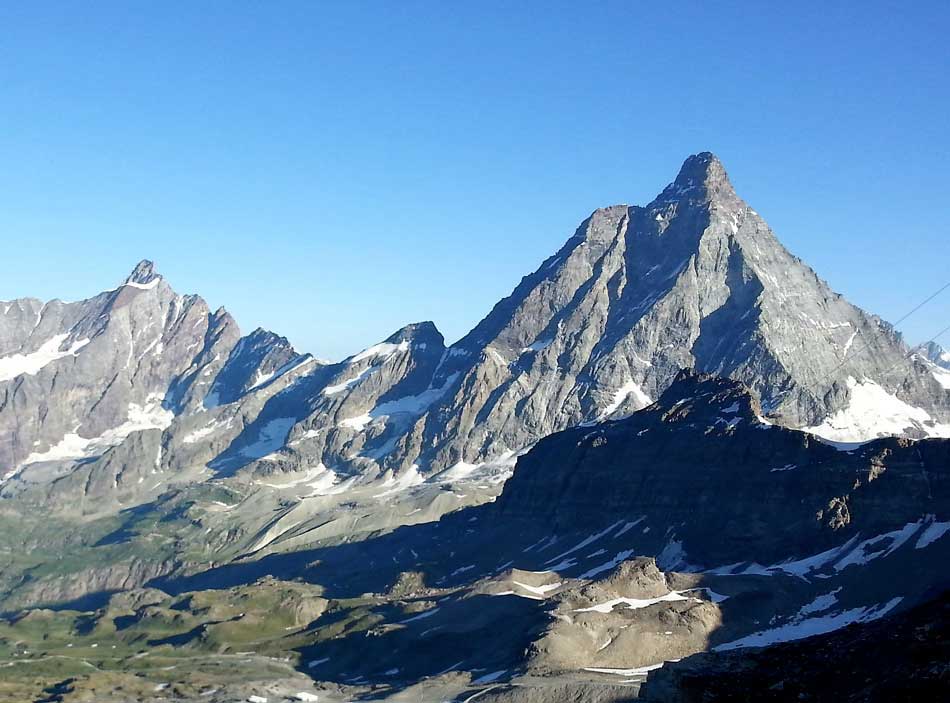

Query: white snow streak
240;417;295;459
0;334;91;382
349;340;410;363
511;581;562;597
8;393;173;479
714;598;902;650
915;519;950;549
599;381;652;420
575;591;697;614
123;278;161;290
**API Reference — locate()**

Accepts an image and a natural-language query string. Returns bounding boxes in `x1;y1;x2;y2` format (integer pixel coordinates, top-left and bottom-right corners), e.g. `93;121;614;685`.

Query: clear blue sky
1;1;948;360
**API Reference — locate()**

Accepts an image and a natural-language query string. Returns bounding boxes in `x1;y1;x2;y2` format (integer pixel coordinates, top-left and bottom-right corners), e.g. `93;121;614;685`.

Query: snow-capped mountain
924;341;950;369
920;340;950;389
0;260;320;503
391;152;949;473
2;153;948;508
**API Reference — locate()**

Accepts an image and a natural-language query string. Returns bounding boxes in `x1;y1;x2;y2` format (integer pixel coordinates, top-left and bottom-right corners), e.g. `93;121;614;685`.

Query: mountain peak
656;369;762;421
923;341;950;370
655;151;736;204
124;259;161;286
675;151;725;181
385;321;444;347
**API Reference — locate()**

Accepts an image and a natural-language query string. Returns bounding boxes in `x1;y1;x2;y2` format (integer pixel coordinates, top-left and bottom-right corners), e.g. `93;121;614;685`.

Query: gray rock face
208;320;447;483
206;328;302;407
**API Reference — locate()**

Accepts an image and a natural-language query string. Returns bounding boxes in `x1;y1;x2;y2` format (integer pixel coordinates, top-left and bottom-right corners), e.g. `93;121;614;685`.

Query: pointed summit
923;341;950;370
674;151;726;184
385;321;444;347
654;151;737;205
124;259;161;287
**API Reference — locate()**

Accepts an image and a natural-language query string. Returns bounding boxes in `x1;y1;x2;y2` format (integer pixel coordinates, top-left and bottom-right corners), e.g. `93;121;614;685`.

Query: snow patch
8;393;173;479
575;591;697;614
511;581;561;597
833;521;921;571
599;381;652;420
803;377;950;442
545;521;623;566
399;607;439;624
0;334;91;382
579;550;637;579
929;365;950;390
257;463;341;495
715;598;902;650
584;662;669;677
797;588;841;617
916;519;950;549
370;373;460;417
339;413;373;430
435;449;519;485
323;366;375;395
770;463;797;473
842;330;859;357
240;417;295;459
656;539;690;571
615;518;645;537
183;416;234;444
349;340;410;363
124;278;161;290
709;518;936;579
520;338;553;354
337;372;460;435
374;464;425;497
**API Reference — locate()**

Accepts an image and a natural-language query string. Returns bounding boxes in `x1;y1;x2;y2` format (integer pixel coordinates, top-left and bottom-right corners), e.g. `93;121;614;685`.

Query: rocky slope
1;372;947;702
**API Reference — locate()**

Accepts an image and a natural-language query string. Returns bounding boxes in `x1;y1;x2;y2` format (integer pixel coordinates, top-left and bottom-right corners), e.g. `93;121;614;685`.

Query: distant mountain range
0;153;947;702
3;153;947;505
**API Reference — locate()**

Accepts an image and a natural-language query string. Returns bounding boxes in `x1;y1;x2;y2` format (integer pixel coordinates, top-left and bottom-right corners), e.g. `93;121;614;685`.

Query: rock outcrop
494;370;950;567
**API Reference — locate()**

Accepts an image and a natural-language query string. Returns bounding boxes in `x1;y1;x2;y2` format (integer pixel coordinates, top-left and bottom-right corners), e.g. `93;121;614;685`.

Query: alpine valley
0;154;947;702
